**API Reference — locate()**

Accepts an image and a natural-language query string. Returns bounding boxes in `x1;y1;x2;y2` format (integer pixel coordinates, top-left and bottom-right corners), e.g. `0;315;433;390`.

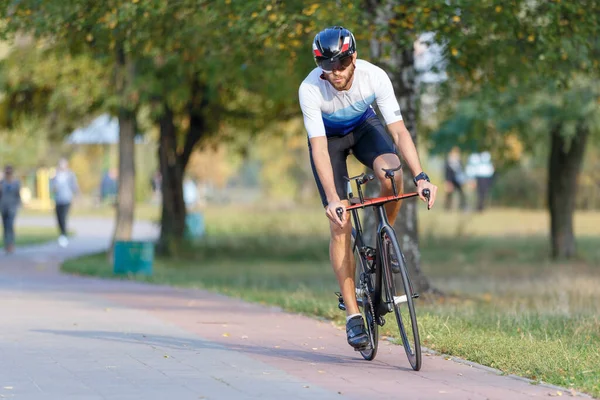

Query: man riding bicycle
299;26;438;350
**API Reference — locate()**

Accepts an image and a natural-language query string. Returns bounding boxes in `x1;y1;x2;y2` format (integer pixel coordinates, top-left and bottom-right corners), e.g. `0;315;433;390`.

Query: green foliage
431;78;600;159
490;165;546;209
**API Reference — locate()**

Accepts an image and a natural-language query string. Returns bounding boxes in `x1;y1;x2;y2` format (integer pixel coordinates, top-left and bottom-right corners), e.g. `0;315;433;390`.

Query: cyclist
299;26;438;350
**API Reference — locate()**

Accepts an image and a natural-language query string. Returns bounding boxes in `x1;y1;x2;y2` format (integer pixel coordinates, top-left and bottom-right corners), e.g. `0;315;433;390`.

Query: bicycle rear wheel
380;228;422;371
352;229;378;361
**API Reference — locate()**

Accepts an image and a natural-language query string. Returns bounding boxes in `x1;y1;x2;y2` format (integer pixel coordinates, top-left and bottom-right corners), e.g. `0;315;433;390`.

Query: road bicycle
336;166;430;371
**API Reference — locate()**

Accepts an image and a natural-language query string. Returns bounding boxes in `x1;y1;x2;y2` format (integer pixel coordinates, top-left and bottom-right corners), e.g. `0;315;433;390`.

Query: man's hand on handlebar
417;180;437;210
326;200;347;228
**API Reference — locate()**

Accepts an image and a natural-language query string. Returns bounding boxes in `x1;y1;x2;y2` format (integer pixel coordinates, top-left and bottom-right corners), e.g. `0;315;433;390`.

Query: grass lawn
0;226;64;248
62;205;600;397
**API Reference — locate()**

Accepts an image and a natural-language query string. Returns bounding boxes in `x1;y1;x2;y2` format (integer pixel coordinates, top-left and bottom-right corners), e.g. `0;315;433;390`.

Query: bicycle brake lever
423;188;431;210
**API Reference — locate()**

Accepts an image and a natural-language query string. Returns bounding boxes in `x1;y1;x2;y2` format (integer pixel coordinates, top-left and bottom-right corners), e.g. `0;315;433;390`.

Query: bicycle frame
340;171;428;369
347;188;421;313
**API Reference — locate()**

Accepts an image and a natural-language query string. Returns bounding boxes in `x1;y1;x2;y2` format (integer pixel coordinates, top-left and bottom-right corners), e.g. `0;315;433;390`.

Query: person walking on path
0;165;22;254
443;146;467;211
51;158;79;247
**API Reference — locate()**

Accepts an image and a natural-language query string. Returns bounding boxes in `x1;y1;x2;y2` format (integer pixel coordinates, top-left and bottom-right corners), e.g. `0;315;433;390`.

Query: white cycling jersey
298;59;403;138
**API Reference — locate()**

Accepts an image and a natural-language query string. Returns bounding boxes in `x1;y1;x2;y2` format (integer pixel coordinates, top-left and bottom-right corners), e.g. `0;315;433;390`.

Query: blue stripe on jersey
324;94;377;122
323;108;376;136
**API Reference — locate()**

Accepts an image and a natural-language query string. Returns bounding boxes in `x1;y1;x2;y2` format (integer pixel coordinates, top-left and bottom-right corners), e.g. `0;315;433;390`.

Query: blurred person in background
466;151;495;212
443;146;467;211
51;158;79;247
0;165;22;254
100;168;118;205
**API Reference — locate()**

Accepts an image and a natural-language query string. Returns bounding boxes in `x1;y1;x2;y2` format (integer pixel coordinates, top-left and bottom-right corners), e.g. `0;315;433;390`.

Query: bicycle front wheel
380;228;422;371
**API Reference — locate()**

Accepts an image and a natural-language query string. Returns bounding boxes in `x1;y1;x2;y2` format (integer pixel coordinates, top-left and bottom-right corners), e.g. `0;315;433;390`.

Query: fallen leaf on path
164;355;170;358
274;345;280;348
318;370;325;374
548;391;563;397
2;387;13;390
222;333;230;337
303;385;310;389
312;347;318;350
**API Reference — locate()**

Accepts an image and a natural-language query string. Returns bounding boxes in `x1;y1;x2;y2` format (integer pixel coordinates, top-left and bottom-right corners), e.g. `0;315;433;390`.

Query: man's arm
299;83;347;226
309;136;338;204
386;120;423;177
387;120;437;207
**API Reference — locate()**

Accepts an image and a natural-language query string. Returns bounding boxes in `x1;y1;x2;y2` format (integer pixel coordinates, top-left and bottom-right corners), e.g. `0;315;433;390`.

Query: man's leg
373;154;404;225
1;210;8;251
308;135;369;349
328;204;358;315
329;210;370;348
56;205;66;236
6;210;15;249
62;202;71;234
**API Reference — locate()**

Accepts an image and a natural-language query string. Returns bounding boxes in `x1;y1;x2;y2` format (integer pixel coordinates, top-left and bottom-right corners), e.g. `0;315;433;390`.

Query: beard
325;63;355;91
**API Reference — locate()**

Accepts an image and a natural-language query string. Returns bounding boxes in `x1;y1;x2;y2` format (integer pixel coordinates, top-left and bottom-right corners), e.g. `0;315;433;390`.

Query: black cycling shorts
309;117;398;207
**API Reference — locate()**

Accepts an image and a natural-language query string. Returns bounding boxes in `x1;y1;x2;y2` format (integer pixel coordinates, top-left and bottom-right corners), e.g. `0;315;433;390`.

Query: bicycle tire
380;227;422;371
352;229;378;361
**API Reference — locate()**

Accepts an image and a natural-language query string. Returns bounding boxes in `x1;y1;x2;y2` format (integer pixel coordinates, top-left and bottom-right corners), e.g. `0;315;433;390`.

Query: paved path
0;216;591;399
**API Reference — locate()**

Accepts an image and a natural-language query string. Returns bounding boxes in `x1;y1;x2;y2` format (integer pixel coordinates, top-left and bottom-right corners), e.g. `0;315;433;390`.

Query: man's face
322;53;357;91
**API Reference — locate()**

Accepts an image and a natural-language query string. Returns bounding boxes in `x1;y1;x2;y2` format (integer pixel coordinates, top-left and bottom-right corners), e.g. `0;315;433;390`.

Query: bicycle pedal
412;293;420;299
354;344;372;352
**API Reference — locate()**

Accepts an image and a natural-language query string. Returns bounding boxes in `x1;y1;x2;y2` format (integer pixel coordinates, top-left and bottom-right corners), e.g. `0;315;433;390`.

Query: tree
2;0;149;252
432;78;600;257
427;1;600;259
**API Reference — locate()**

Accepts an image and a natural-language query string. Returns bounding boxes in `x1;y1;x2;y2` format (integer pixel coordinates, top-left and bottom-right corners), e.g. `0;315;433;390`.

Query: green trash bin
113;241;154;276
185;212;205;240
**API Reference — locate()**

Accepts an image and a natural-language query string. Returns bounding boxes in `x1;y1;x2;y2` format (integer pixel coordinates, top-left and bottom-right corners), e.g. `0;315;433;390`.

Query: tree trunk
156;79;208;255
364;0;434;294
110;47;136;257
548;122;589;259
157;104;186;254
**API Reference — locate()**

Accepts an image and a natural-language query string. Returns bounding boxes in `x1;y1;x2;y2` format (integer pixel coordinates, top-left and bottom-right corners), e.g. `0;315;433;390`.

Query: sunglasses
318;56;353;74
